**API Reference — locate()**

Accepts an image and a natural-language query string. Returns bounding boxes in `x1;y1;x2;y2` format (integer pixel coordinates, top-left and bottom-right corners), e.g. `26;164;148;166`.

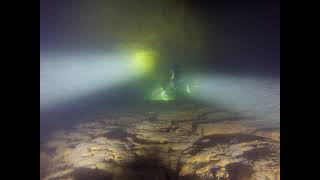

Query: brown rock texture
41;107;279;180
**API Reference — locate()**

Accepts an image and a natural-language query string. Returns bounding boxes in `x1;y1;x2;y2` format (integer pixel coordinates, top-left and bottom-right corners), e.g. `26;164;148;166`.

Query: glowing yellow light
131;49;156;74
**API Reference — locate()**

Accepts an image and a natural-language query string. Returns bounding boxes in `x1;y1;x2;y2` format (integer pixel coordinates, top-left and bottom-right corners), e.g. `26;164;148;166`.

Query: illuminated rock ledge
40;107;279;180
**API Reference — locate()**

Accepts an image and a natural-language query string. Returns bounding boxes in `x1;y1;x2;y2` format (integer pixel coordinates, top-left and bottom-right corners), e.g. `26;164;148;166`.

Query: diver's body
151;64;191;102
163;64;189;100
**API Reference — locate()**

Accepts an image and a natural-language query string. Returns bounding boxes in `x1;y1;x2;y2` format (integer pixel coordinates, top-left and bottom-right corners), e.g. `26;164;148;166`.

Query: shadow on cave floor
73;157;182;180
73;168;114;180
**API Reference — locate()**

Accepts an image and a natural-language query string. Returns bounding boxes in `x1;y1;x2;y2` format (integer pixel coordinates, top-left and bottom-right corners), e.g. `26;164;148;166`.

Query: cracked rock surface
41;105;279;180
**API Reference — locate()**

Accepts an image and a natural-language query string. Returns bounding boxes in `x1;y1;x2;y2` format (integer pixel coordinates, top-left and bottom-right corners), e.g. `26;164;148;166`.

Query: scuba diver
150;64;195;101
160;64;191;100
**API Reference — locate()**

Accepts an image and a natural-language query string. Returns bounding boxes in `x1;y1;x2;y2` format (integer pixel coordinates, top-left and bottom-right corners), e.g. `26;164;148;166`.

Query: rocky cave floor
40;104;280;180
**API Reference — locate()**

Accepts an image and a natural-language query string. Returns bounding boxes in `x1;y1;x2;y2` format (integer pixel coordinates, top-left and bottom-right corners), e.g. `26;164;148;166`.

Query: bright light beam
40;52;145;110
188;73;280;126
